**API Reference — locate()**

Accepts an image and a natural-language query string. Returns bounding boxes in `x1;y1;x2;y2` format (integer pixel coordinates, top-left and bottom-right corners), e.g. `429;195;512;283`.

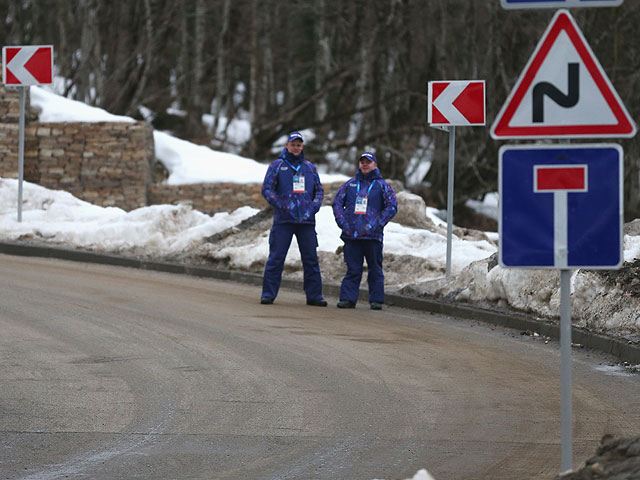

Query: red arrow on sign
428;80;485;126
3;45;54;86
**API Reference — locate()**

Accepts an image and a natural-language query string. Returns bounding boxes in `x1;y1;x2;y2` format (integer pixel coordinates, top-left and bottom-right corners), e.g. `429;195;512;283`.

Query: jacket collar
356;168;382;182
282;149;305;165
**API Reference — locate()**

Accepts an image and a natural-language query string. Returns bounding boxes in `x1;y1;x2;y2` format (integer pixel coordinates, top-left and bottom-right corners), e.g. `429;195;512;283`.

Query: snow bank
0;179;257;254
436;250;640;337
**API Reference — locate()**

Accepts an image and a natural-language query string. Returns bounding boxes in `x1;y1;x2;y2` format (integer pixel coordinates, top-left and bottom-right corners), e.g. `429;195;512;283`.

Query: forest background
3;0;640;224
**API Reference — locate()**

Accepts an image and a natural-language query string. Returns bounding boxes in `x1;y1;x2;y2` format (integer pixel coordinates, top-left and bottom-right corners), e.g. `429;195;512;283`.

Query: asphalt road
1;254;640;480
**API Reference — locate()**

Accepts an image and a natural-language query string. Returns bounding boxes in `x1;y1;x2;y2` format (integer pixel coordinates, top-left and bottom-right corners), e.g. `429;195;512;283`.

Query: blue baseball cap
287;131;304;142
359;152;377;163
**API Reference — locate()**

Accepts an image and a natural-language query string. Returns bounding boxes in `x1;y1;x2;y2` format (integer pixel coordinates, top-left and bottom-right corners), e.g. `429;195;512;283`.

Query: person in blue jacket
332;152;397;310
260;131;327;306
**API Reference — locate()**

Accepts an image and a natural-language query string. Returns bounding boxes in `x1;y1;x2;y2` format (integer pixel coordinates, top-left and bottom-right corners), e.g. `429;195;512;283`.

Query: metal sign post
17;87;26;222
560;269;573;472
445;126;456;278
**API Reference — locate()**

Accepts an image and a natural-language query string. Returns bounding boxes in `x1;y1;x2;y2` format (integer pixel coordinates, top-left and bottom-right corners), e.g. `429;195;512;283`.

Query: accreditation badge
293;175;305;193
354;196;368;214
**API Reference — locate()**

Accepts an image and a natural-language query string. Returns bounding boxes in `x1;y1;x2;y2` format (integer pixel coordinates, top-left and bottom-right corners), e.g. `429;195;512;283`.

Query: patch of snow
593;365;633;377
466;192;499;221
31;86;135;123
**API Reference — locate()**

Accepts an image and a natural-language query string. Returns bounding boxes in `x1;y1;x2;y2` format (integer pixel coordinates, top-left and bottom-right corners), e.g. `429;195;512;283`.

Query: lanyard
284;160;301;174
356;180;376;196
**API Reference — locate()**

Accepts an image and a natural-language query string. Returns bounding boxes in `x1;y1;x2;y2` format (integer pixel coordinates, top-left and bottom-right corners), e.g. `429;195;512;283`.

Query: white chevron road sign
3;45;53;86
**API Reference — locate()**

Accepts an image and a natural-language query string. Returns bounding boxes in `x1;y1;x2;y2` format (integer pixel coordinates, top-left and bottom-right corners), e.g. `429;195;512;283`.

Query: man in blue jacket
260;131;327;306
332;152;397;310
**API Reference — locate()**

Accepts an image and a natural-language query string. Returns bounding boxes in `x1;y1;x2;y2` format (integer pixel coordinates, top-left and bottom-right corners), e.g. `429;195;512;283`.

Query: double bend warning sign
491;10;635;139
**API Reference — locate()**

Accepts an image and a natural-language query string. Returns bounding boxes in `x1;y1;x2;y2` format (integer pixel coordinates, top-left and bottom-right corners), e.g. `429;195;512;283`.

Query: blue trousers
262;223;323;301
340;239;384;304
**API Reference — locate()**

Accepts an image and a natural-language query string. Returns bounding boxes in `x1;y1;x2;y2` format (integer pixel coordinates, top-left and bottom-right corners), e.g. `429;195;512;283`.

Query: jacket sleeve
332;181;349;230
311;164;324;213
379;181;398;227
261;161;280;207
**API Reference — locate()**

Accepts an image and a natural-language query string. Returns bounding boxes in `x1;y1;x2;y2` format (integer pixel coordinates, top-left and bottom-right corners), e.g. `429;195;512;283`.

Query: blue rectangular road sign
499;144;623;269
501;0;623;9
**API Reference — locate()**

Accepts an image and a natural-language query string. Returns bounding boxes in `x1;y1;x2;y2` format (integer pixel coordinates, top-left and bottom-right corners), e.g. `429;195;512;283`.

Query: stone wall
0;120;154;210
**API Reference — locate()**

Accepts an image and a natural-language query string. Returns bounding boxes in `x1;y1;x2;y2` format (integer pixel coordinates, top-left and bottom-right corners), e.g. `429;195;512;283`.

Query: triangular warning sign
491;9;636;139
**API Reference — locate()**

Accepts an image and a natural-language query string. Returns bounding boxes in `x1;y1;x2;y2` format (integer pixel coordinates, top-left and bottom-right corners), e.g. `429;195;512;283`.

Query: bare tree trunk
468;1;478;78
378;0;402;134
437;0;448;77
178;0;189;111
4;1;21;44
248;0;259;154
261;0;275;116
212;0;231;137
355;41;370;112
55;3;74;96
193;0;205;114
127;0;153;116
314;0;331;123
77;0;100;104
353;1;378;143
491;2;514;97
285;3;296;114
180;0;206;138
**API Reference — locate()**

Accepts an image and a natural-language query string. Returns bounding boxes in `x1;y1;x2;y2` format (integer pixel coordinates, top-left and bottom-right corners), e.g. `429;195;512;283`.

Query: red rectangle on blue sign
535;166;587;192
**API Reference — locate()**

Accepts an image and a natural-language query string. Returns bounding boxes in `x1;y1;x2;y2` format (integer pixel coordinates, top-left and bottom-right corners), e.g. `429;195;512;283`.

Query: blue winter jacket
262;149;324;225
332;168;397;242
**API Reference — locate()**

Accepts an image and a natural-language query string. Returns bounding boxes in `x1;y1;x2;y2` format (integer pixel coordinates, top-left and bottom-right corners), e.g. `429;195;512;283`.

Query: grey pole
17;86;26;223
446;126;456;278
560;268;573;472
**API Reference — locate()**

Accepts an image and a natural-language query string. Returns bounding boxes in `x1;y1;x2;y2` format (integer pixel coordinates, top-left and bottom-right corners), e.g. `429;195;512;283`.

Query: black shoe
260;297;274;305
337;300;356;309
307;298;328;307
370;302;382;310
